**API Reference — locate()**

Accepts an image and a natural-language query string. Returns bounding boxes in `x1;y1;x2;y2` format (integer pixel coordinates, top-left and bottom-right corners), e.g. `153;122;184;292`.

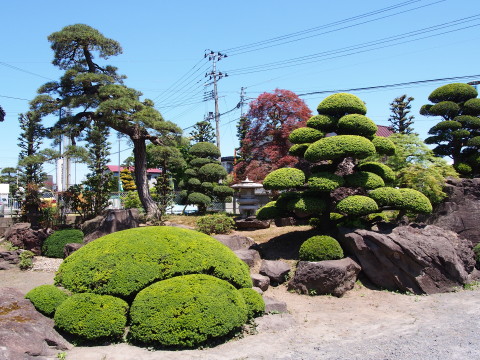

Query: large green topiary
428;83;478;103
336;195;379;216
54;293;128;341
288;195;327;214
55;226;252;299
25;285;69;317
263;168;305;190
288;127;324;144
308;172;344;191
306;114;338;132
299;235;344;262
317;93;367;116
197;163;228;181
371;136;396;156
42;229;84;258
369;187;432;213
256;201;285;220
337;114;377;137
238;288;265;319
129;274;248;348
189;142;221;158
345;171;385;189
357;162;396;183
304;135;376;162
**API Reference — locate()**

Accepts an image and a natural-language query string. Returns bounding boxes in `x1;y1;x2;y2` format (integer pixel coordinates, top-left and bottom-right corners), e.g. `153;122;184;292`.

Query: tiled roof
107;165;162;174
376;125;394;137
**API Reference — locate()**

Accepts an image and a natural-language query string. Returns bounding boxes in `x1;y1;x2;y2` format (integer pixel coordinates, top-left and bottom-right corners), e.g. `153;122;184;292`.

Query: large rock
0;288;71;359
234;249;261;268
63;242;84;257
234;217;270;230
82;209;140;243
251;273;270;291
288;258;361;297
338;224;476;294
0;250;21;270
4;223;51;255
422;178;480;246
260;260;291;285
213;234;255;251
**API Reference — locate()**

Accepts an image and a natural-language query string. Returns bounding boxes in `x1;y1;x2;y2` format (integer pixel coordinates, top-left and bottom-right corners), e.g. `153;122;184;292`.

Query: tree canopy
388;94;415;134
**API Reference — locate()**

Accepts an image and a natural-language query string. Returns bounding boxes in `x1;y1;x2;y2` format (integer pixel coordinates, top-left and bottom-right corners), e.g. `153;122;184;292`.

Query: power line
0;61;54;81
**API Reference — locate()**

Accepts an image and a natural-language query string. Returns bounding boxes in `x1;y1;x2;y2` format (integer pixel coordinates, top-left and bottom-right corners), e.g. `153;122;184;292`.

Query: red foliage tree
235;89;312;181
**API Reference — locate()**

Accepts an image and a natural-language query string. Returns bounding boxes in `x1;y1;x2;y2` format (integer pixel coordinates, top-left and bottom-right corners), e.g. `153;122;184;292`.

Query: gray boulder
0;288;71;359
251;273;270;291
260;260;291;284
234;249;261;268
63;242;83;258
263;296;288;314
234;217;270;230
288;258;361;297
213;234;255;251
82;209;140;243
4;223;51;255
0;250;21;270
338;224;476;294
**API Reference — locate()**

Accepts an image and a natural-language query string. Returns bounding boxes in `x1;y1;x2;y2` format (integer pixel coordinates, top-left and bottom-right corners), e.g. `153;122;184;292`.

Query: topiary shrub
317;93;367;116
306;114;338;132
196;213;235;235
308;172;344;191
428;83;478;103
198;163;228;182
336;195;379;216
187;177;201;187
428;101;460;117
369;187;403;207
371;136;396;156
201;181;214;191
299;235;344;261
55;226;252;299
304;135;376;162
184;168;197;177
187;192;211;207
429;120;462;132
25;285;69;317
369;187;432;214
19;250;35;270
189;142;221;158
454;162;473;175
263;168;305;190
289;143;309;157
129;274;247;348
463;98;480;115
337;114;377;137
357;162;396;183
238;288;265;319
190;157;218;168
54;293;128;341
345;171;385;189
288;127;324;144
288;195;326;214
213;185;234;198
455;115;480;129
256;201;285;220
42;229;84;258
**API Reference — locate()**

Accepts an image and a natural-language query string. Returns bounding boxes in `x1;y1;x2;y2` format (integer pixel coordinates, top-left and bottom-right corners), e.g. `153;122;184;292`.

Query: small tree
190;120;215;144
388;94;415;134
120;168;136;191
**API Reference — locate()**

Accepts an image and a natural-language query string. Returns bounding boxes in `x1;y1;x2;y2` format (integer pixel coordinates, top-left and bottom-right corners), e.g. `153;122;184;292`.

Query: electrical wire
0;61;54;81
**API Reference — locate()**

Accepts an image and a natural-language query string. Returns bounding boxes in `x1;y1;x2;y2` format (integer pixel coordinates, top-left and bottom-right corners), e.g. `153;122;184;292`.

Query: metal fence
0;194;21;216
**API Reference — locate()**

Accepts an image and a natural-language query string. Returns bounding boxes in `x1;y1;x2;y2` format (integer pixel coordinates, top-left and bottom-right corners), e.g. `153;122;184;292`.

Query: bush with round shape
190;157;218;168
428;83;478;103
454;162;472;175
304;135;376;162
467;136;480;147
357;162;395;183
454;115;480;129
54;293;128;341
371;136;396;156
184;168;197;177
306;114;338;132
196;213;235;235
397;188;432;214
238;288;265;319
308;172;344;191
213;185;234;198
317;93;367;116
187;192;211;207
288;195;326;214
262;168;305;190
429;120;462;132
299;235;344;262
337;114;377;137
289;143;309;157
275;192;300;210
187;177;201;187
55;226;252;299
336;195;378;216
419;104;432;115
369;187;403;207
463;98;480;115
42;229;84;258
198;163;228;182
25;285;69;317
129;274;247;348
428;101;460;117
288;127;324;144
345;171;385;190
256;201;284;220
189;142;221;158
201;181;214;191
452;129;471;139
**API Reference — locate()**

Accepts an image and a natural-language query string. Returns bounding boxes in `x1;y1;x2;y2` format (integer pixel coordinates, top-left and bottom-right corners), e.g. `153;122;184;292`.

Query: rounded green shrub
397;188;432;214
306;114;338;132
288;127;324;144
201;181;214;191
463;98;480;116
452;129;471;139
54;293;128;341
198;163;228;181
454;162;472;175
55;226;252;299
345;171;385;189
238;288;265;319
275;192;300;210
429;120;462;132
369;187;403;207
428;83;478;103
288;195;326;214
467;136;480;147
317;93;367;116
357;162;395;183
454;115;480;129
129;274;247;348
420;104;433;115
213;185;234;198
196;213;235;235
336;195;379;216
263;168;305;190
184;168;197;177
289;143;309;157
190;157;218;168
187;192;211;206
304;135;376;162
299;235;344;262
256;201;284;220
371;136;396;156
42;229;84;258
337;114;377;137
428;101;460;117
25;285;69;317
187;177;201;187
189;142;221;158
308;172;344;191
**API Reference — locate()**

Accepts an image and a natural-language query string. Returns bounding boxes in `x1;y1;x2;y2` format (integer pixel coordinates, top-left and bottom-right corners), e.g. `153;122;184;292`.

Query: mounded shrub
187;192;211;206
371;136;396;156
184;168;197;177
25;285;69;317
428;83;478;103
357;162;395;183
190;157;218;168
213;185;234;198
304;135;376;162
198;163;228;181
454;115;480;129
289;143;309;157
452;129;471;139
429;120;462;132
299;235;344;262
263;168;305;190
306;114;338;132
288;195;326;214
345;171;385;189
129;274;247;348
256;201;284;220
336;195;379;216
463;98;480;115
189;142;221;158
42;229;84;258
454;162;472;175
288;127;324;144
428;101;460;117
369;187;403;207
187;177;201;187
275;192;300;210
196;213;235;235
396;188;433;214
238;288;265;319
467;136;480;147
419;104;433;115
308;172;344;191
55;226;252;298
317;93;367;116
337;114;377;137
201;181;214;191
54;293;128;341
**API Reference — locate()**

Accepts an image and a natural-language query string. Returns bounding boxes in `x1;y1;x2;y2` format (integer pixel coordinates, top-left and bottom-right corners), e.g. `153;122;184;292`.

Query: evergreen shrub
336;195;379;216
42;229;84;258
190;157;217;168
262;168;305;190
337;114;377;137
317;93;367;116
308;172;344;191
196;213;235;235
256;201;284;220
345;171;385;189
25;284;69;317
288;195;326;214
288;127;323;144
299;235;344;261
371;136;396;156
306;114;338;132
289;143;309;157
189;142;221;158
428;83;478;103
455;115;480;129
463;98;480;115
428;101;460;117
304;135;376;162
187;192;212;207
198;163;228;181
357;162;395;183
238;288;265;319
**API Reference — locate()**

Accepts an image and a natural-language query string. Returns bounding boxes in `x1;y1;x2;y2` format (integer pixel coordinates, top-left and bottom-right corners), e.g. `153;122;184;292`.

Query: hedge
54;293;128;341
42;229;84;258
306;114;338;132
289;143;309;157
371;136;396;156
304;135;376;162
189;142;221;158
54;226;252;299
428;101;460;117
187;192;211;206
308;172;344;191
335;195;379;216
25;285;69;317
357;162;395;183
288;127;324;144
345;171;385;190
262;168;305;190
129;274;247;348
428;83;478;103
197;163;228;181
299;235;344;262
317;93;367;116
337;114;377;137
238;288;265;319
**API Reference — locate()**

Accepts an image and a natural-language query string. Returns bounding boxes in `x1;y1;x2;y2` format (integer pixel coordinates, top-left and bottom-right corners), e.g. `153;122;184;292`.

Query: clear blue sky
1;0;479;184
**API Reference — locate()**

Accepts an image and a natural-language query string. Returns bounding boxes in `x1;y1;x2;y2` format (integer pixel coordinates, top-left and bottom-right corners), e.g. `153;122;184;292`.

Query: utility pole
240;87;246;117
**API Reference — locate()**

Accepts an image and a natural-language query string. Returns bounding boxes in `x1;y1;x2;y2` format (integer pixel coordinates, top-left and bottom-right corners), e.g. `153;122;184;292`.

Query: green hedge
306;114;338;132
299;235;344;262
428;83;478;103
129;274;247;348
42;229;84;258
55;226;252;299
345;171;385;190
25;285;69;317
289;143;309;157
336;195;378;216
371;136;396;156
317;93;367;116
308;172;344;191
288;127;324;144
304;135;376;162
189;142;221;158
196;214;235;235
337;114;377;137
238;288;265;319
262;168;305;190
357;162;395;183
198;163;228;181
54;293;128;341
428;101;460;117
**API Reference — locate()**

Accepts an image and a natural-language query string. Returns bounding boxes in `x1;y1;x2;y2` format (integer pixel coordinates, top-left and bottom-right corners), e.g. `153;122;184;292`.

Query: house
221;156;235;174
376;125;394;137
106;165;162;189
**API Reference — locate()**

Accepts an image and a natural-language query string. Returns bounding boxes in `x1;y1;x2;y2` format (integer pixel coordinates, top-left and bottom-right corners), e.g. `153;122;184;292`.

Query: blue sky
1;0;479;184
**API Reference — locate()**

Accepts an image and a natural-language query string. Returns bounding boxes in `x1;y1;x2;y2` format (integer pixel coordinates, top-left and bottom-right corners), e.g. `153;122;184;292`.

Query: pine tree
388;95;415;134
190;119;215;144
120;168;137;191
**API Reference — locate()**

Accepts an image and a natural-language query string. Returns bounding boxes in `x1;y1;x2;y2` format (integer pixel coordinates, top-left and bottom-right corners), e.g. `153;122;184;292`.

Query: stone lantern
230;178;264;218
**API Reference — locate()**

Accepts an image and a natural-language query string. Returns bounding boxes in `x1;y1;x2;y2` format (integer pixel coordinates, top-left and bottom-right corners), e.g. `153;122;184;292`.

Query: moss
25;285;69;317
299;235;344;262
337;114;377;137
197;163;228;181
55;226;252;299
129;274;247;348
238;288;265;319
335;195;378;216
308;172;344;191
317;93;367;116
288;127;324;144
345;171;385;189
54;293;128;341
357;162;395;183
289;143;309;157
371;136;396;156
304;135;376;162
428;101;460;117
256;201;284;220
306;114;338;132
42;229;84;259
189;142;221;158
262;168;305;190
428;83;478;103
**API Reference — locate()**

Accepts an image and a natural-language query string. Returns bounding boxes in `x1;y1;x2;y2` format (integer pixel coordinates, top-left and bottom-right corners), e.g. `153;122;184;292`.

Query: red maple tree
235;89;312;181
